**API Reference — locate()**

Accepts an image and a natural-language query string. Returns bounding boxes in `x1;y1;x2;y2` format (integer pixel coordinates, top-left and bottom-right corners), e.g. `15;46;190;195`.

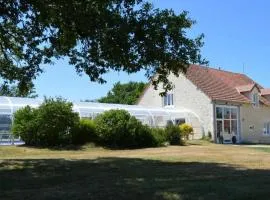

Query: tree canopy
0;84;38;98
0;0;207;94
98;81;147;105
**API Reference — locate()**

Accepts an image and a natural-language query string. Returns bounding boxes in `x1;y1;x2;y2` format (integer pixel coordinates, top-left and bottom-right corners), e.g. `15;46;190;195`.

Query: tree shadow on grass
1;157;270;200
17;143;95;151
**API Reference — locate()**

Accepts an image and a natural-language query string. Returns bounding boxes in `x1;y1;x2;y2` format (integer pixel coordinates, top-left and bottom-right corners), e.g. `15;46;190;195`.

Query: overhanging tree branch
0;0;207;95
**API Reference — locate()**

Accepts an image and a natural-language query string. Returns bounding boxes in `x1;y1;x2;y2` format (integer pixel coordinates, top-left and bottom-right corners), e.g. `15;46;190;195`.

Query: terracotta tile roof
137;64;270;106
260;96;270;106
236;84;255;93
186;65;269;105
261;89;270;96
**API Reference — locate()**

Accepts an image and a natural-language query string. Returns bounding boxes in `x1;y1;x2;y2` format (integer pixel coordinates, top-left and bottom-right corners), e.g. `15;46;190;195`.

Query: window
0;115;12;132
175;118;185;125
224;120;231;134
224;108;231;119
216;120;223;138
231;120;238;134
163;94;174;106
264;122;270;135
252;93;259;107
166;120;173;126
215;106;238;136
231;108;237;119
216;107;223;119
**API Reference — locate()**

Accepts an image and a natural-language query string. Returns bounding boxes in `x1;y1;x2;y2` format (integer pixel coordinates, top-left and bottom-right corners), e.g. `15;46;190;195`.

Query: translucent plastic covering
0;96;42;113
0;97;10;105
73;102;201;128
0;97;43;145
8;97;42;106
0;96;203;145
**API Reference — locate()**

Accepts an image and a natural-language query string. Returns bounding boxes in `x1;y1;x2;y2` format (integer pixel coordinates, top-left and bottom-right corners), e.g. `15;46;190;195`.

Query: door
215;106;239;144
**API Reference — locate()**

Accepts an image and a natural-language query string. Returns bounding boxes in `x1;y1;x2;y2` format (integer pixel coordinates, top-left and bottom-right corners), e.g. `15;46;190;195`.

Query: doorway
215;105;239;144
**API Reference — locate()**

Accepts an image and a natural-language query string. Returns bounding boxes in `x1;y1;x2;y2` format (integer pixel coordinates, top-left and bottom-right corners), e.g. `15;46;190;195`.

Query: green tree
0;84;38;98
12;97;80;146
0;0;207;94
98;81;147;105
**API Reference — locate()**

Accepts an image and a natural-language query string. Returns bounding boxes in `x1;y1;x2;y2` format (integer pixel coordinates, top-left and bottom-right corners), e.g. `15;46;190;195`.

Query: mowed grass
1;141;270;200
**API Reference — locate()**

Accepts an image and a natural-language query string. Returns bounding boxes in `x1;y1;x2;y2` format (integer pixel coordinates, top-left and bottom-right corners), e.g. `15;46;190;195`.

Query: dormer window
252;93;259;107
163;93;174;107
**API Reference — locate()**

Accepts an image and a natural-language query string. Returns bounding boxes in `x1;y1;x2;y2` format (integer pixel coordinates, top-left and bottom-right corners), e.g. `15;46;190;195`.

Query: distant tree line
84;81;147;105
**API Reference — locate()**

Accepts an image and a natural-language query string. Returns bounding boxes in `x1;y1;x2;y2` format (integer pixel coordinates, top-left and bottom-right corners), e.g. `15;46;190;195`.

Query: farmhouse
1;65;270;145
138;65;270;144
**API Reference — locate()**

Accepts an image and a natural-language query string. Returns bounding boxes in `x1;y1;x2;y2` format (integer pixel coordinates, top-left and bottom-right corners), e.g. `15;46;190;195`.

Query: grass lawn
251;147;270;153
1;141;270;200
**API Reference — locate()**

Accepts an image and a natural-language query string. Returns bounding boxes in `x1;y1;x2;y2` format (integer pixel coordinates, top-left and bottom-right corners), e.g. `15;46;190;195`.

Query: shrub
126;117;155;148
151;128;168;146
94;109;129;147
179;123;194;140
165;124;182;145
12;98;80;146
207;131;212;139
94;109;157;148
36;98;80;146
71;119;97;145
12;106;39;145
202;131;212;141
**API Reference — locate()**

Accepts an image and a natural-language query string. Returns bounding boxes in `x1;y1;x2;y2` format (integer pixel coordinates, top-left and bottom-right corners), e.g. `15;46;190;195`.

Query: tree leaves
98;81;147;105
0;0;207;94
0;83;37;97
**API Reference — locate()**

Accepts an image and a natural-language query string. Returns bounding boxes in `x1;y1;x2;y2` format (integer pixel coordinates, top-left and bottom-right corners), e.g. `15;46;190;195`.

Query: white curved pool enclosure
0;96;202;145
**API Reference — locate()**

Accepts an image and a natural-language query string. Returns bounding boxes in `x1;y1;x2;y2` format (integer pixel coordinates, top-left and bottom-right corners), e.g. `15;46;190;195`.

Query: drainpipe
238;105;241;143
212;101;217;143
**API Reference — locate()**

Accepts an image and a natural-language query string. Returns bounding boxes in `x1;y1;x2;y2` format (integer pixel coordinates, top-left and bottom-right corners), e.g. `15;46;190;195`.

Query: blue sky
34;0;270;101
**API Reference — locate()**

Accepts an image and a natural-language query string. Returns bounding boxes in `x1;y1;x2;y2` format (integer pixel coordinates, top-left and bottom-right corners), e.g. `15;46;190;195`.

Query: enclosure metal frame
0;96;203;145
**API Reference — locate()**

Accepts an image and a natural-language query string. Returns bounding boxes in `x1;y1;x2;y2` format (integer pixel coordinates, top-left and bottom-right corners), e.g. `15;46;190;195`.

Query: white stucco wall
239;87;270;143
138;73;214;139
240;103;270;143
